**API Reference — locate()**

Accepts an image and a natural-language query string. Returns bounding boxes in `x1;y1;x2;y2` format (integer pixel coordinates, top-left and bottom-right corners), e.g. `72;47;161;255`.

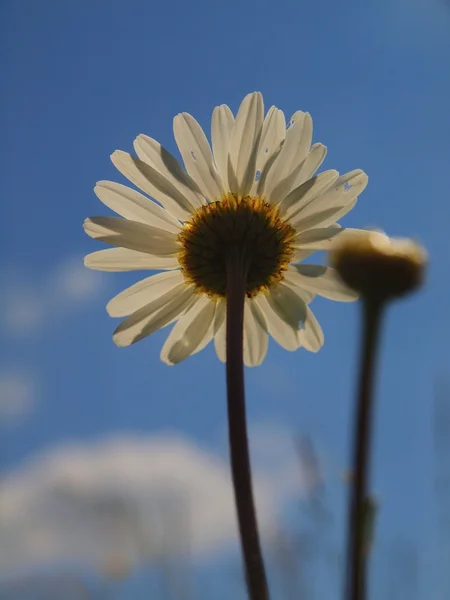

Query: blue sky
1;0;450;596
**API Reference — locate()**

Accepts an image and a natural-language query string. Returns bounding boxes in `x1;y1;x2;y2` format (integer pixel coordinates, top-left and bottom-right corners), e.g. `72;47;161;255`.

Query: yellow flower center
177;193;295;298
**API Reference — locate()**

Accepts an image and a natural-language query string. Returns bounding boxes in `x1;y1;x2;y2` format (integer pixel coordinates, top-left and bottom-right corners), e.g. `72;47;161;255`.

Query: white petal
266;282;308;328
255;294;299;351
280;170;339;220
83;217;180;255
112;284;195;347
289;265;358;301
289;169;368;231
293;225;342;250
84;248;179;272
289;143;327;191
213;299;227;363
325;197;358;227
294;227;376;252
133;135;205;209
255;145;283;197
161;295;216;365
299;306;324;352
250;106;285;195
243;298;268;367
290;206;348;234
94;181;182;233
111;151;195;221
290;248;315;264
322;169;368;205
229;92;264;197
211;105;235;192
263;111;313;203
173;113;223;201
280;272;316;303
107;270;184;317
191;302;219;356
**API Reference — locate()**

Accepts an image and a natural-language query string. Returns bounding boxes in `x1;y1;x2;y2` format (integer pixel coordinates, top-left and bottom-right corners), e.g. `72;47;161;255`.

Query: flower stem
345;298;384;600
226;252;270;600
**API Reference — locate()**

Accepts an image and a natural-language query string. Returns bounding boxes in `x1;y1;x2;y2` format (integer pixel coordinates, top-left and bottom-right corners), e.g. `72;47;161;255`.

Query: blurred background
1;0;450;597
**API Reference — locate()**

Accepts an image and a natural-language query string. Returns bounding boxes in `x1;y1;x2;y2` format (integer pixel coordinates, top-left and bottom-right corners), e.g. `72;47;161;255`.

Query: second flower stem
226;253;270;600
345;298;384;600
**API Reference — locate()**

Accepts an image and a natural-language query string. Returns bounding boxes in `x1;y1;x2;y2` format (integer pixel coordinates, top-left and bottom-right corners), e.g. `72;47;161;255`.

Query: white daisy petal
113;284;195;347
289;206;347;234
289;143;327;191
211;104;235;192
290;248;316;264
294;227;374;252
229;92;264;197
299;306;324;352
289;265;358;301
243;298;268;367
279;170;339;220
191;302;219;356
133;135;205;209
323;169;369;205
263;111;313;203
94;181;182;233
289;169;368;230
255;294;299;351
173;113;223;201
250;106;286;195
161;295;216;365
111;150;194;221
325;197;358;227
266;282;308;328
255;145;283;197
281;272;316;303
107;270;184;317
213;299;227;363
84;248;179;272
83;217;180;255
293;225;342;250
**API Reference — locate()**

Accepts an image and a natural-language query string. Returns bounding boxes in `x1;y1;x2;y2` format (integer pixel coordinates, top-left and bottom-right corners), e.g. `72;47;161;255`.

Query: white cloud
249;422;306;499
0;370;36;421
2;290;44;337
0;573;95;599
53;258;104;304
0;428;310;574
0;257;106;337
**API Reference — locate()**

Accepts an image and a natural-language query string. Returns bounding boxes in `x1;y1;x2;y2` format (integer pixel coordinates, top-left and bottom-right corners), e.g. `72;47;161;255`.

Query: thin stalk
345;298;384;600
226;252;270;600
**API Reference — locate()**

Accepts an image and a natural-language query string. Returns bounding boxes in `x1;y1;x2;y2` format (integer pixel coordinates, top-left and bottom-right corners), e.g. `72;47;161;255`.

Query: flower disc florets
177;193;296;298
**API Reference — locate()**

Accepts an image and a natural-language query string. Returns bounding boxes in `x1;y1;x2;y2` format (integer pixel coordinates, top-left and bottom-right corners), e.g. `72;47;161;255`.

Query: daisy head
84;92;368;366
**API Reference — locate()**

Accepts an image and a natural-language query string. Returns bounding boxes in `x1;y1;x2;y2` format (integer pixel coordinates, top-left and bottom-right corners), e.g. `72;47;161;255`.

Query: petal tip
105;301;117;317
83;254;92;268
95;180;108;188
112;335;128;348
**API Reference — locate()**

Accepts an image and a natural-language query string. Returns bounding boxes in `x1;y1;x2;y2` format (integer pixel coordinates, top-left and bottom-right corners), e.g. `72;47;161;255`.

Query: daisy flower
84;92;368;366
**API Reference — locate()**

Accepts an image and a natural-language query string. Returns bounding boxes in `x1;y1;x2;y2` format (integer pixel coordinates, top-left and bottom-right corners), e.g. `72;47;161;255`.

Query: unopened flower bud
331;230;427;301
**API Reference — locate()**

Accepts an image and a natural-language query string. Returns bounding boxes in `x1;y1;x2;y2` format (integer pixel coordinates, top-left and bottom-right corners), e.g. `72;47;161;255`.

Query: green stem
226;252;270;600
345;299;384;600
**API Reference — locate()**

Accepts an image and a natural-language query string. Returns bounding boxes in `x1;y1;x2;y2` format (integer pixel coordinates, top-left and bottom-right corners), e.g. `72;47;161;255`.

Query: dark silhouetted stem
345;298;384;600
226;252;270;600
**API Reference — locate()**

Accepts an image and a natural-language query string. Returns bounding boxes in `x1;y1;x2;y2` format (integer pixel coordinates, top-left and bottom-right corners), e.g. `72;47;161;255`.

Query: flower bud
331;230;426;301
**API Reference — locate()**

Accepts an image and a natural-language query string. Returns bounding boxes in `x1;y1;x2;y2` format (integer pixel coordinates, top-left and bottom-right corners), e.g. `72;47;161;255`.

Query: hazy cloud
0;427;308;573
0;257;106;337
0;370;36;421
